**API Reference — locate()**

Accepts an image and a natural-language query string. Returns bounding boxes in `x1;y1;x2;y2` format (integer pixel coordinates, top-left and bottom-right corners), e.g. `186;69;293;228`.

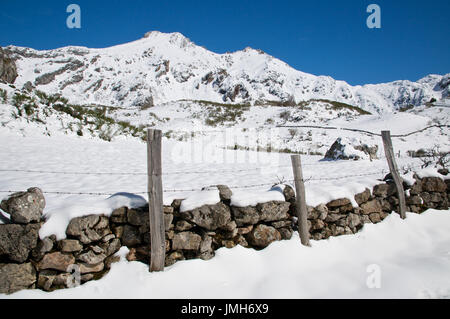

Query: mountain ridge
2;31;449;114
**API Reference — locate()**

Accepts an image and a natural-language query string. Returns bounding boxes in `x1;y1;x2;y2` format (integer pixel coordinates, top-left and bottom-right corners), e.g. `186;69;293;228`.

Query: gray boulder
37;251;75;272
121;224;142;247
181;202;231;231
0;47;18;84
110;207;127;224
0;263;36;294
66;215;110;244
327;198;351;209
31;236;55;261
354;144;379;160
0;188;45;224
324;138;378;161
0;223;40;263
216;185;232;201
360;200;383;215
257;201;290;222
76;250;107;265
127;208;148;226
373;184;397;198
172;232;202;251
231;206;260;226
355;188;371;205
247;224;281;248
58;239;83;253
37;270;72;291
421;177;447;193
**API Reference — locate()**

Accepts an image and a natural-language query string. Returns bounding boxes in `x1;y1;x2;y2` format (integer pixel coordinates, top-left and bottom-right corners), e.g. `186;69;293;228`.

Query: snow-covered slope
4;31;449;114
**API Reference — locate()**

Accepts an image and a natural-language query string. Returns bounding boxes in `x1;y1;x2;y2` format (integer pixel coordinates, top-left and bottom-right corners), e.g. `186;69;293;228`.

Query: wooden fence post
291;155;311;246
381;131;407;219
147;129;165;271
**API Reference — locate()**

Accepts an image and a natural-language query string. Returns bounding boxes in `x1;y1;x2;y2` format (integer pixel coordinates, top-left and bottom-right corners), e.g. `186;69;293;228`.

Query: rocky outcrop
1;188;45;224
247;224;281;248
324;138;379;161
0;263;36;294
0;47;18;84
0;223;41;263
180;202;231;231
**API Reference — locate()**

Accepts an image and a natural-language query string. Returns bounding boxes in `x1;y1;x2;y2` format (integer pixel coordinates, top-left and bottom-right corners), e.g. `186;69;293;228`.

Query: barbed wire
276;124;450;138
0;163;428;197
0;160;378;177
0;153;413;177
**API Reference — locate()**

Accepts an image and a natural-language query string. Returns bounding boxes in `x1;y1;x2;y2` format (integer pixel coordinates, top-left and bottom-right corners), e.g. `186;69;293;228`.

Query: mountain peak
4;31;448;113
142;31;193;48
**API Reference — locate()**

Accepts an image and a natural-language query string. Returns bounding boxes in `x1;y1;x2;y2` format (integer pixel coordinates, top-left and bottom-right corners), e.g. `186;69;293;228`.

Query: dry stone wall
0;173;449;294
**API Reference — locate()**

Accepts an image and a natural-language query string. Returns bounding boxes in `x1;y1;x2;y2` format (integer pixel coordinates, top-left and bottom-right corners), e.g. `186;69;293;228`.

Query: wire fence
276;124;450;138
0;163;425;196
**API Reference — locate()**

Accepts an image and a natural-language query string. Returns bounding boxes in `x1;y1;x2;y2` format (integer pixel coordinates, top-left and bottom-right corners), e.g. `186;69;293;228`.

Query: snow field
2;209;450;299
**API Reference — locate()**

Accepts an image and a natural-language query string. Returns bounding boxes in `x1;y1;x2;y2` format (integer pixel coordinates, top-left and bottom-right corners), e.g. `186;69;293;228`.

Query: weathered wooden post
381;130;407;219
291;155;311;246
147;129;165;271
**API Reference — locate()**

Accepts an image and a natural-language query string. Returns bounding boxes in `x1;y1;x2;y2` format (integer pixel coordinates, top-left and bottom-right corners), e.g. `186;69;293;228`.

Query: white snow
39;193;147;240
0;32;449;298
2;209;450;299
0;124;446;235
180;189;220;212
230;186;285;207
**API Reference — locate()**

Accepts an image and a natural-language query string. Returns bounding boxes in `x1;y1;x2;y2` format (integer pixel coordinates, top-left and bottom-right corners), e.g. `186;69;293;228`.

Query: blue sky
0;0;448;85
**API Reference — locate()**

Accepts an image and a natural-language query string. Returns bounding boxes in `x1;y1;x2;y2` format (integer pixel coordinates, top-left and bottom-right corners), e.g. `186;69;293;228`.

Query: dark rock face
231;206;260;226
180;202;231;231
66;215;110;244
32;236;55;261
38;251;76;272
323;138;349;160
247;224;281;248
0;47;18;84
421;177;447;193
172;232;202;251
0;263;36;294
0;188;45;224
122;224;142;247
355;189;371;205
216;185;232;201
0;223;40;263
58;239;83;253
373;184;397;198
327;198;351;209
257;201;290;222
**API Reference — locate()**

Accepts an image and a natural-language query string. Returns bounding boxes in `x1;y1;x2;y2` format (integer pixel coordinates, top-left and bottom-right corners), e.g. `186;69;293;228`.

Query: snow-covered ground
2;209;450;299
0;97;449;298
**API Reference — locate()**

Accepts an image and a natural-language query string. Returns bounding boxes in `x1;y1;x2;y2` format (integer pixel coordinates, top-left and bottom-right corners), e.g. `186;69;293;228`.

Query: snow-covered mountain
3;31;449;114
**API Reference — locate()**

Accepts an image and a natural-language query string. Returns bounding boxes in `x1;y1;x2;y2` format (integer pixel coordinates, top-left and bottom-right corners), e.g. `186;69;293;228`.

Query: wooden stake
291;155;311;246
147;129;165;271
381;130;407;219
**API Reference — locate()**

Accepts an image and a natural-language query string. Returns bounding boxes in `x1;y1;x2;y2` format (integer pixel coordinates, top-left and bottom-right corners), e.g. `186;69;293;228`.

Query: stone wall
0;173;448;294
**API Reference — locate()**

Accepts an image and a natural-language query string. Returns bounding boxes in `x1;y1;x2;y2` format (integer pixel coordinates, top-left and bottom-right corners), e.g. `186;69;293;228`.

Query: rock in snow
0;188;45;224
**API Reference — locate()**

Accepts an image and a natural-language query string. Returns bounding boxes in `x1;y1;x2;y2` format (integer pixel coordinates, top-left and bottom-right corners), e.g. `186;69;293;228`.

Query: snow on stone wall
0;174;449;294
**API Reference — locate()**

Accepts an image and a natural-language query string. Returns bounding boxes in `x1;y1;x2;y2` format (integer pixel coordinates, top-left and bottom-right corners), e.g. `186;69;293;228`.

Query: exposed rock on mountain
0;47;18;84
4;31;448;114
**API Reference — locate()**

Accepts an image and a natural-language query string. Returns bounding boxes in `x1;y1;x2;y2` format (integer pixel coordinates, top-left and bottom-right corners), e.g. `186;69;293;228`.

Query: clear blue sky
1;0;448;85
